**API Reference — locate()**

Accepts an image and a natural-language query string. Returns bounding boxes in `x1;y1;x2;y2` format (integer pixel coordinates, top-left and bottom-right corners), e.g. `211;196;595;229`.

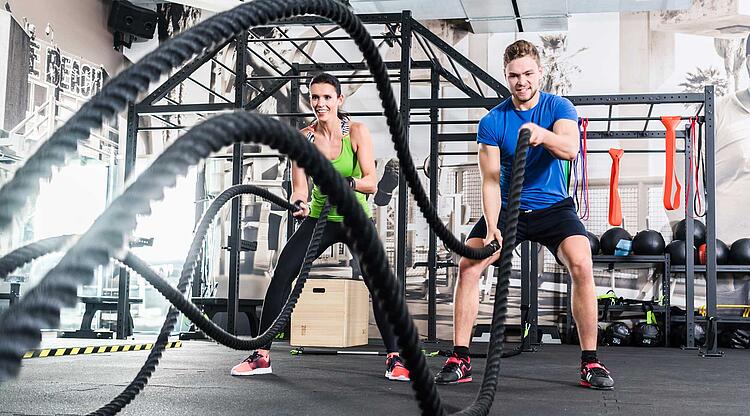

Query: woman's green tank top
307;119;371;222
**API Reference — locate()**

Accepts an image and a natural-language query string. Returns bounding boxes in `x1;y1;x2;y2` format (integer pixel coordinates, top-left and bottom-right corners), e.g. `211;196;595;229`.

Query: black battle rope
0;113;443;408
0;110;528;416
0;0;494;262
0;0;529;414
91;198;330;416
0;235;77;279
0;186;330;415
454;128;529;416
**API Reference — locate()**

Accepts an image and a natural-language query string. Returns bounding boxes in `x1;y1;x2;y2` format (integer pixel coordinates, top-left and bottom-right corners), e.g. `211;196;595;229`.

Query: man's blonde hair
503;39;541;68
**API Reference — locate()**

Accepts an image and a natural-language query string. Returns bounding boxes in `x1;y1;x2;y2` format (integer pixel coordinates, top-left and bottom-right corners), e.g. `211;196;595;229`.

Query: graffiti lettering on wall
28;40;108;98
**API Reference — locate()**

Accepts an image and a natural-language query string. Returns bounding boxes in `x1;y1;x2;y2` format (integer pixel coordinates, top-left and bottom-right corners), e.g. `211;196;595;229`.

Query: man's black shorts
467;197;588;264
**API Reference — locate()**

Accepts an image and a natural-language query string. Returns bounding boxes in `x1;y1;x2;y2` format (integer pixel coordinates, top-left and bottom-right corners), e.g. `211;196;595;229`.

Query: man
434;40;614;390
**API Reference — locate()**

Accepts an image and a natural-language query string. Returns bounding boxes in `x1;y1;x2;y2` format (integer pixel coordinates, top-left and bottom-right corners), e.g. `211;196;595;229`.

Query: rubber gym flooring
0;337;747;416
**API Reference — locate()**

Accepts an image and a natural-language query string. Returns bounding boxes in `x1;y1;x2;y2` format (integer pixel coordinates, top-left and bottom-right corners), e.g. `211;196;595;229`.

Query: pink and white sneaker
231;351;272;376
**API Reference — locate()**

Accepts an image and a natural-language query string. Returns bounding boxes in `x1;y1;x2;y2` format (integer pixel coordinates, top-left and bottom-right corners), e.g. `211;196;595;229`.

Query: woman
230;73;408;382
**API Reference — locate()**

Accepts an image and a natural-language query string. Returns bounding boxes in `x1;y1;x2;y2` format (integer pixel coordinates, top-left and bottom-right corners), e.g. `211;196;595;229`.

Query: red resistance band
608;148;624;226
661;116;681;211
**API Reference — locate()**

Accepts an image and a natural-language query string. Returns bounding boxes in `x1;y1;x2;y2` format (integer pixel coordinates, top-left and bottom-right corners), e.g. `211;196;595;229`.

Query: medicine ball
587;231;600;256
632;322;661;347
600;228;632;255
631;229;666;255
698;239;730;265
569;325;607;346
665;240;698;265
604;322;631;346
719;328;750;349
673;218;706;246
670;323;705;347
729;238;750;265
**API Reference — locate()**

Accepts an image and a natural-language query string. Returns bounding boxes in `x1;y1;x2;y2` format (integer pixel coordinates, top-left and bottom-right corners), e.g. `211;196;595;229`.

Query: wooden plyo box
291;278;369;348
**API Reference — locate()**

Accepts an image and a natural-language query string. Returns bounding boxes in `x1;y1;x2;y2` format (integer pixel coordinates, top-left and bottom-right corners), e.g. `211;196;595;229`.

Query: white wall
7;0;127;76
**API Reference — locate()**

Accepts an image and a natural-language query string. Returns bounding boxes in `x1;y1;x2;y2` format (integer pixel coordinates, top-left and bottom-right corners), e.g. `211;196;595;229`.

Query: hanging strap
661;116;682;211
572;118;590;220
688;117;702;216
580;118;590;221
696;119;707;217
572;120;581;213
646;304;657;325
608;148;624;226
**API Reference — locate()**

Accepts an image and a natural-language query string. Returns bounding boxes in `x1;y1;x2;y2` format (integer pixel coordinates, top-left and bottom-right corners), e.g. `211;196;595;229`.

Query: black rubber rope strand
0;112;443;415
454;128;530;416
90;198;330;416
0;186;330;415
0;1;524;412
0;235;77;280
0;111;527;416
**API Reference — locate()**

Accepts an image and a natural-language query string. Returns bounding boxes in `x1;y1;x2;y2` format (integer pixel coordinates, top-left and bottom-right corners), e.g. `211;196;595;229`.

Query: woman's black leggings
259;216;398;353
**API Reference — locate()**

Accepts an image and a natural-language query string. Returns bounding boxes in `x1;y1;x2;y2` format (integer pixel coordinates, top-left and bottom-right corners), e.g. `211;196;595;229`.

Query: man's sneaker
434;354;472;384
230;351;272;376
385;354;410;381
580;361;614;390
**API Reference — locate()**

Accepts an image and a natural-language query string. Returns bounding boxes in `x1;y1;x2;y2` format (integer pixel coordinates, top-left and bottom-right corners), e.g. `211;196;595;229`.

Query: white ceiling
166;0;695;33
347;0;694;32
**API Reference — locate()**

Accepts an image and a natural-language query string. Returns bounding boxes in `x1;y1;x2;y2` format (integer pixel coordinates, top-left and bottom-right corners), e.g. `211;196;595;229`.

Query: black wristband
346;176;356;190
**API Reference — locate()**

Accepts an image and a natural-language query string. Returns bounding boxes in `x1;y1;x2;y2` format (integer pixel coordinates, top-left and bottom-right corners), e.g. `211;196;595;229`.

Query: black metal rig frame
120;11;739;357
120;11;509;340
527;91;728;355
424;87;735;356
568;91;723;356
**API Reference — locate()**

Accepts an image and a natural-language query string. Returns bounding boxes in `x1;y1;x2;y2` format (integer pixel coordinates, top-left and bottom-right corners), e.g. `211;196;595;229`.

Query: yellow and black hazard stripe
23;341;182;359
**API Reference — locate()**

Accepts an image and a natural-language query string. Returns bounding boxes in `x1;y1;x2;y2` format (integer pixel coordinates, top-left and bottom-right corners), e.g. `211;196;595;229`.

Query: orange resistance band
661;116;681;211
608;148;624;226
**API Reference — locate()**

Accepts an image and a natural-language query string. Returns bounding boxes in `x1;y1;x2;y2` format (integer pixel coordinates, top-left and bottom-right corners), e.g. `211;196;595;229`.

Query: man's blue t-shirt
477;91;578;211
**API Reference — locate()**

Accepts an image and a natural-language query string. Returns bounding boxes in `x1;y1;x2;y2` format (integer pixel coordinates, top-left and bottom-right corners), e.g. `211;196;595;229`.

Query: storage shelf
593;255;667;263
671;316;750;325
670;265;750;273
600;304;667;313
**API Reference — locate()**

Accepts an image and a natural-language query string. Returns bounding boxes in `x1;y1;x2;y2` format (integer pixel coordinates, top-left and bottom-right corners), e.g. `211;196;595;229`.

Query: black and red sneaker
385;354;410;381
580;361;614;390
434;354;472;384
